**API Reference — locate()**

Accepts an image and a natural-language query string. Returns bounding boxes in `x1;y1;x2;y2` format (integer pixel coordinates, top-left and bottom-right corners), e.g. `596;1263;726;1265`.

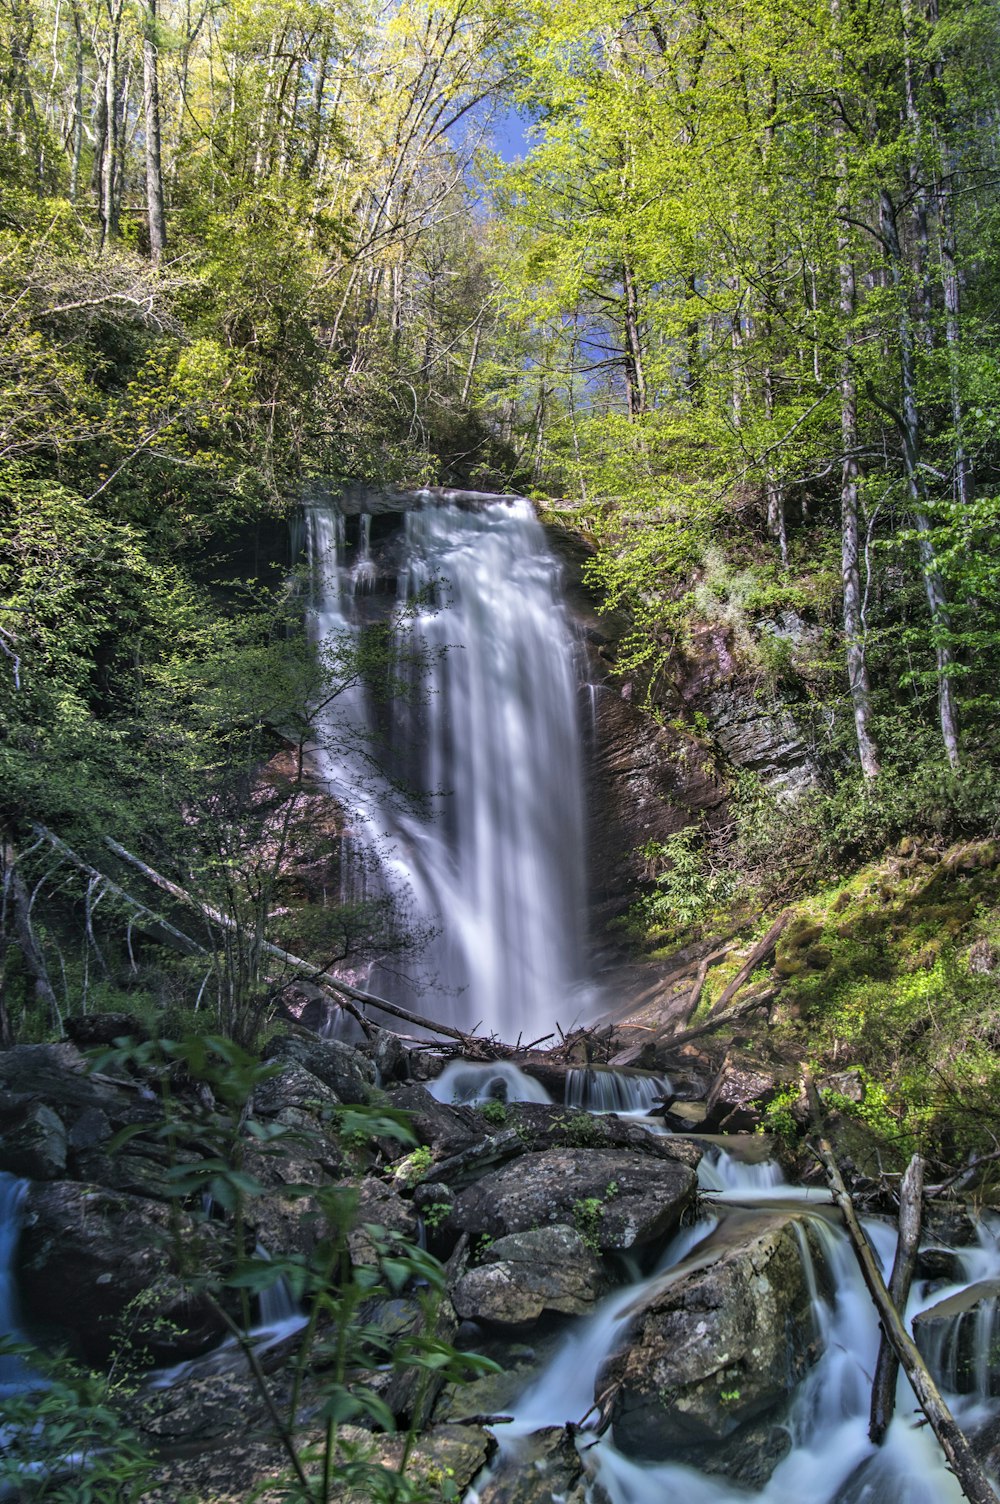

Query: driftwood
707;910;790;1017
870;1153;924;1444
658;986;776;1050
811;1123;996;1503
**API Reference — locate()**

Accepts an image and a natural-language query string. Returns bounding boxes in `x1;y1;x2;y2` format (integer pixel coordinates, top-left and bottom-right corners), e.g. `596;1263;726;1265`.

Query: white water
0;1174;30;1396
305;494;593;1041
428;1060;551;1105
564;1068;670;1115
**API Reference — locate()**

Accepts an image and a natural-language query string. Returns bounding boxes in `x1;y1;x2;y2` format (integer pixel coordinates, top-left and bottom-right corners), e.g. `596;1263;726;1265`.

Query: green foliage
0;1351;155;1501
477;1098;508;1127
633;829;736;938
759;1085;802;1142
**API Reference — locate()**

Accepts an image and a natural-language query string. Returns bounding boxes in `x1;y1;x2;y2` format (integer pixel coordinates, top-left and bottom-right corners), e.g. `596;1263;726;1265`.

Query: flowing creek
427;1063;1000;1502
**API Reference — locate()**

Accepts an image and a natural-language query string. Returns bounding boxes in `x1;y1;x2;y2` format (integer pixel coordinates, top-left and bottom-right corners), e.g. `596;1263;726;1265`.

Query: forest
5;0;1000;1499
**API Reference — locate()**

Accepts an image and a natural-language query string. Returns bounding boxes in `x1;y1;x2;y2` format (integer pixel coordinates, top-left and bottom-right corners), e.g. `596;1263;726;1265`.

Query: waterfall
305;494;593;1040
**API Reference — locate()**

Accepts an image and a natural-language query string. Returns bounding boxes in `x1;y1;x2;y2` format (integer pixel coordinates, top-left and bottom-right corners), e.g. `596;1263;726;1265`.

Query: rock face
17;1181;229;1364
446;1148;697;1253
702;1060;776;1133
261;1034;375;1105
606;1213;827;1462
914;1281;1000;1396
452;1225;606;1327
475;1426;590;1504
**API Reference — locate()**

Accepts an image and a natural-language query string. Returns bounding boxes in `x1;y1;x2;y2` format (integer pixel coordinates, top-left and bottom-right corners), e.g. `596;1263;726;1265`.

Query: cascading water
466;1150;1000;1504
564;1068;670;1115
305;493;593;1040
428;1060;552;1106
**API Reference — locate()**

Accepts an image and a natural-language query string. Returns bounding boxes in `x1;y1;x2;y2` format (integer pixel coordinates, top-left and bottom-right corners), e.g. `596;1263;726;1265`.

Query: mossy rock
781;918;824;953
803;946;833;971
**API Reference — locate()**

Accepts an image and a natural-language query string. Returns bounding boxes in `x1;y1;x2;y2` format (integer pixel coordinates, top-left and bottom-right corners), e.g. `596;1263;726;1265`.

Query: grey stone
606;1213;827;1460
452;1225;606;1326
447;1148;696;1253
261;1034;375;1105
0;1101;67;1179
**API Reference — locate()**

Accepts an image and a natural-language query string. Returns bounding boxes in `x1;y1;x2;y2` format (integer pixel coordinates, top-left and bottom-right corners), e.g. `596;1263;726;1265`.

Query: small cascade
428;1060;551;1106
470;1140;1000;1504
564;1068;670;1115
253;1244;301;1333
0;1173;30;1396
912;1222;1000;1400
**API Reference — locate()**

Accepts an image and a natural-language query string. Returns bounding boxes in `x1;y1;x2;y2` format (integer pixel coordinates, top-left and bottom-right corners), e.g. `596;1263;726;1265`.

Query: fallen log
100;833;478;1045
812;1125;996;1503
707;911;790;1017
31;824;206;958
870;1153;924;1444
656;986;776;1051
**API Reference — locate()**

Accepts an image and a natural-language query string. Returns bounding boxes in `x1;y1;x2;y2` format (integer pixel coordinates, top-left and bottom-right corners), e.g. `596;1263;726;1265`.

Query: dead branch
707;911;790;1017
807;1082;996;1503
870;1153;924;1443
31;824;207;958
101;833;478;1045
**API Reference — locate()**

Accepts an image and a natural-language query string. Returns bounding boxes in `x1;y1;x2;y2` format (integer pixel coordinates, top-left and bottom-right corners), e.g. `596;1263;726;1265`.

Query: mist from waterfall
305;493;593;1041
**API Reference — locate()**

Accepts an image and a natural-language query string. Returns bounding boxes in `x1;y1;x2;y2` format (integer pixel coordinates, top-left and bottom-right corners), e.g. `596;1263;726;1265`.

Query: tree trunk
1;831;60;1030
878;187;960;769
870;1154;924;1442
832;26;881;779
622;259;647;417
143;0;167;263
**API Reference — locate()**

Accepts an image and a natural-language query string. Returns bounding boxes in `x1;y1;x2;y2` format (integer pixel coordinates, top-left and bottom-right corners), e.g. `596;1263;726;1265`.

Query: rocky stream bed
3;1023;1000;1503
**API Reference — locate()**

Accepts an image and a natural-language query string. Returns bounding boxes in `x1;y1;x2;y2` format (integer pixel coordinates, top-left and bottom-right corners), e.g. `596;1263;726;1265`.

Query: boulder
0;1043;160;1132
384;1084;486;1158
261;1034;375;1105
605;1212;827;1463
64;1013;149;1048
345;1178;419;1268
0;1101;67;1179
452;1226;606;1327
251;1060;342;1120
17;1181;229;1365
475;1427;591;1504
702;1060;776;1133
446;1149;696;1253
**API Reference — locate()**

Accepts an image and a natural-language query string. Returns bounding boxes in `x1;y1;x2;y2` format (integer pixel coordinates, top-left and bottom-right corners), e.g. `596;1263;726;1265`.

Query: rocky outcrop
452;1225;606;1327
475;1426;591;1504
605;1212;827;1467
445;1147;697;1253
261;1033;375;1105
17;1181;230;1365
